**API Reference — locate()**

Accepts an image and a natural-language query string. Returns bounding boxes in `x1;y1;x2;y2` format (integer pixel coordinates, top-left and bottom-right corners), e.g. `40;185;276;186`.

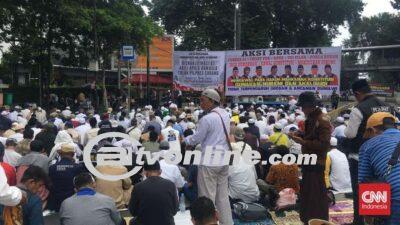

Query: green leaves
150;0;363;50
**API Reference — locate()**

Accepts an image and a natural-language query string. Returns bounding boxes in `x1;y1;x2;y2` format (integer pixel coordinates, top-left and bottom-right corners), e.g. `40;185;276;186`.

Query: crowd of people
0;79;399;225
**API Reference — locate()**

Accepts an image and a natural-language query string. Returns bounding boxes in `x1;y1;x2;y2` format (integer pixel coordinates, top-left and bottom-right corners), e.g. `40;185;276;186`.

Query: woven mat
329;200;353;225
270;210;303;225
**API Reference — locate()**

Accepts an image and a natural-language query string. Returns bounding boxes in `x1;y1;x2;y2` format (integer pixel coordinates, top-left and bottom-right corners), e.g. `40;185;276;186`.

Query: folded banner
225;47;341;96
173;51;225;92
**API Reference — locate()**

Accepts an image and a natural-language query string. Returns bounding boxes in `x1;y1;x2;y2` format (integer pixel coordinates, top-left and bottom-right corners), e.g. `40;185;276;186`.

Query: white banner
173;51;225;92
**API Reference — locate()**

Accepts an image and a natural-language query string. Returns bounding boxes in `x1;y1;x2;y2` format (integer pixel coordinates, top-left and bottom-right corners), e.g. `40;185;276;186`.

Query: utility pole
234;3;237;50
237;1;241;50
146;41;150;105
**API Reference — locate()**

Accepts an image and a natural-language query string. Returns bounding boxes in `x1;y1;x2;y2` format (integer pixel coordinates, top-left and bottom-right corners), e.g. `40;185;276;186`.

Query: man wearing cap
325;137;352;194
185;88;234;225
289;91;331;224
228;128;260;203
252;66;264;79
297;65;309;78
247;118;260;141
344;79;392;225
48;144;84;212
281;65;295;78
227;67;240;86
268;123;289;147
358;112;400;224
266;65;278;78
309;64;322;77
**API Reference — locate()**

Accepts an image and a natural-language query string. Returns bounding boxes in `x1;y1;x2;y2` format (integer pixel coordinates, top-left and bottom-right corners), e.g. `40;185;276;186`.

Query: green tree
0;0;160;108
150;0;363;50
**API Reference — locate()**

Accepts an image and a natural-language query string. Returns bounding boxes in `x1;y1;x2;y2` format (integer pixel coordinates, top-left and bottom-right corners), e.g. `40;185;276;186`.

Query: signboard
111;36;173;72
173;51;225;91
122;46;135;61
225;47;341;96
370;83;394;97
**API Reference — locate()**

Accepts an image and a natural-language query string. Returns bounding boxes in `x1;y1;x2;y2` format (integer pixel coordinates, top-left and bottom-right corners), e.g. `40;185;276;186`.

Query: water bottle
179;193;186;212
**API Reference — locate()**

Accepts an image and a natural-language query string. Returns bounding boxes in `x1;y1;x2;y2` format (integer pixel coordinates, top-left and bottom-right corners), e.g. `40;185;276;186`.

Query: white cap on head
179;113;186;119
187;122;195;129
330;137;338;147
343;114;350;119
248;118;255;124
274;122;284;130
278;109;283;113
78;117;86;124
295;115;305;123
322;108;328;114
201;89;221;103
169;103;177;109
336;117;345;123
239;105;244;109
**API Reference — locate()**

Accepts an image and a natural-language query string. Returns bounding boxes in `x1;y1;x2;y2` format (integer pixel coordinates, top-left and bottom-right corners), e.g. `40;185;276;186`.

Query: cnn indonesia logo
359;183;391;216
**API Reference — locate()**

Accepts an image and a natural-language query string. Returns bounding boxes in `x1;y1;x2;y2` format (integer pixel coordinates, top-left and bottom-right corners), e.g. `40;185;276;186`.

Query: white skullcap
248;118;255;124
187;122;195;129
274;122;284;130
336;117;345;123
330;137;338;147
239;105;244;109
169;103;177;109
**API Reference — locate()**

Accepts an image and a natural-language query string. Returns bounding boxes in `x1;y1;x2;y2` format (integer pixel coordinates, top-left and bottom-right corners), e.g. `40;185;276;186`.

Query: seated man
19;165;49;225
228;129;260;203
48;144;84;212
190;197;219;225
60;173;122;225
128;161;178;225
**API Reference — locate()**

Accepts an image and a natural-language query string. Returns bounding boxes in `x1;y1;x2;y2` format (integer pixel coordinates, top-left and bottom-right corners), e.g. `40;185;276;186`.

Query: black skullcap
352;79;371;93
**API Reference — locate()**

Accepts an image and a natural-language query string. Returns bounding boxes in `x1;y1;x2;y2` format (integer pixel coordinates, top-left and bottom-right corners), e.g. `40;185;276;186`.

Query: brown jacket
301;108;331;169
95;165;133;209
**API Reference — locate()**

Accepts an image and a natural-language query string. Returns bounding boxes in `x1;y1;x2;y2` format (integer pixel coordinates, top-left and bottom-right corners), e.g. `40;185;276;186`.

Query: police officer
344;79;393;225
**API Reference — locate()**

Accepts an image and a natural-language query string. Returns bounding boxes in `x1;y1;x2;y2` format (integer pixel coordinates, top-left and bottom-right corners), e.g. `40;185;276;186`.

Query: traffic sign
121;45;135;61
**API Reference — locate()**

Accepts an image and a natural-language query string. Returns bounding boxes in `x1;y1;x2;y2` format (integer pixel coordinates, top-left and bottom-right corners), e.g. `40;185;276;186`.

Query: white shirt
332;124;346;138
283;124;298;135
127;126;142;142
161;126;181;152
237;123;249;130
4;149;22;167
255;120;268;136
163;115;172;126
288;99;297;106
31;128;42;139
228;143;260;203
278;118;288;127
266;124;275;136
160;160;185;189
8;111;18;122
9;133;23;143
344;108;363;139
328;148;352;194
185;107;230;166
75;123;91;145
0;165;22;206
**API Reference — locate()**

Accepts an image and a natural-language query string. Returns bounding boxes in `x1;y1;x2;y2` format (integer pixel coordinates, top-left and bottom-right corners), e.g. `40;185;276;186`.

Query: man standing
358;112;400;225
289;91;331;224
330;89;340;110
185;89;234;225
344;79;392;225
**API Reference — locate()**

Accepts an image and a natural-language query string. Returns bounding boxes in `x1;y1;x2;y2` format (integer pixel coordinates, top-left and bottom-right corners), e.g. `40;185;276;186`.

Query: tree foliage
0;0;160;84
150;0;364;50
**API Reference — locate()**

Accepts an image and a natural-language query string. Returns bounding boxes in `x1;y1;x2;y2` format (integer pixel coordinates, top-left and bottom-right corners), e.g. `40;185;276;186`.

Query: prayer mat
270;210;303;225
329;200;353;225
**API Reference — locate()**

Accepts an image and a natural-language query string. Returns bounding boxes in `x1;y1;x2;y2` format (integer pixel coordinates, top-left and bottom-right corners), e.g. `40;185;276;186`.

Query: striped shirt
359;128;400;225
